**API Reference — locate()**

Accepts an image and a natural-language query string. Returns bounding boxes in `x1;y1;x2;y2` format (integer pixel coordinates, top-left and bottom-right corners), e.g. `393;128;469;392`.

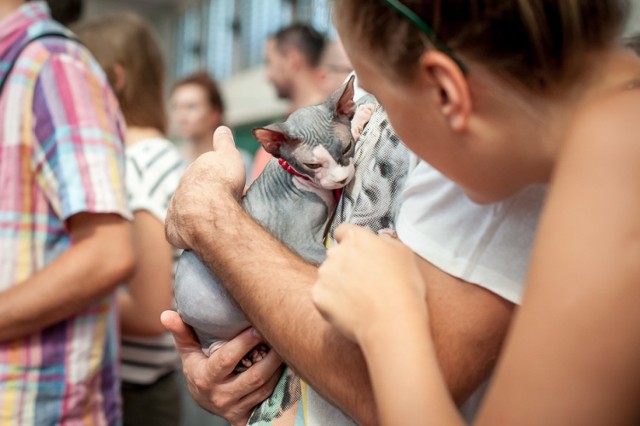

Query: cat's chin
319;179;353;191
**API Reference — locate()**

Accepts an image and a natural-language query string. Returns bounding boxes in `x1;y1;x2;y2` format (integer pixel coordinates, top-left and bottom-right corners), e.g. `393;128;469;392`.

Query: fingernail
251;327;263;339
214;126;231;136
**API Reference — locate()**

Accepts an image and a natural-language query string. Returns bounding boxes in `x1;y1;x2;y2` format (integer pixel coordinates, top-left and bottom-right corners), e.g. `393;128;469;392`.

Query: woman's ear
112;63;127;94
417;50;471;132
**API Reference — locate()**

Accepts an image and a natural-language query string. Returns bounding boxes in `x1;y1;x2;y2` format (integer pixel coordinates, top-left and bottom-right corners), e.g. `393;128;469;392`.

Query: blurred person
0;1;134;424
264;23;327;112
74;12;185;426
170;71;225;161
251;23;328;182
170;71;252;186
318;38;353;97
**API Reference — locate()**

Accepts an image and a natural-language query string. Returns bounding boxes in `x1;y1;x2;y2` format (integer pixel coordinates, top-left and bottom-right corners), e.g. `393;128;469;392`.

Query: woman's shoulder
566;86;640;165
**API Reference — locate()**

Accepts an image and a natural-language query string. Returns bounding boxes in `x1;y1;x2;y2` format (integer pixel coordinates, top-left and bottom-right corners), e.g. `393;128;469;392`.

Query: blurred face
264;38;293;100
319;41;354;96
170;84;221;141
319;64;353;97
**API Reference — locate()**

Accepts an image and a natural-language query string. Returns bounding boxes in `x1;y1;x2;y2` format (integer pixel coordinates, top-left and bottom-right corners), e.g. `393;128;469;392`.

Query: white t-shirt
397;161;547;420
397;161;547;304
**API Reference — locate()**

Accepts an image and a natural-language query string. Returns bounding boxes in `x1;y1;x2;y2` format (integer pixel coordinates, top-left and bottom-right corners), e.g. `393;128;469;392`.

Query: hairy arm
119;210;174;336
0;213;135;341
167;128;513;424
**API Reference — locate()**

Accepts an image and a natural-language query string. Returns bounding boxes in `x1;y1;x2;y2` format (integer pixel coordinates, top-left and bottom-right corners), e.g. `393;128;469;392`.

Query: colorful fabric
0;2;129;425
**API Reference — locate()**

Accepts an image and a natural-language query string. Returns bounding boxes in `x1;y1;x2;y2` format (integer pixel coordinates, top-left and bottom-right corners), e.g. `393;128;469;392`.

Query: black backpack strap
0;32;75;98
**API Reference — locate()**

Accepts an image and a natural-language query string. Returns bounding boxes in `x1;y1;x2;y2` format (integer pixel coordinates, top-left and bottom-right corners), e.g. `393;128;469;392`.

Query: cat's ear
253;124;287;157
329;74;356;119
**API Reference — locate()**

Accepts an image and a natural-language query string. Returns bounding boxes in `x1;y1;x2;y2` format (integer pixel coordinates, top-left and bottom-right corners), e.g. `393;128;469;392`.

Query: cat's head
253;76;357;190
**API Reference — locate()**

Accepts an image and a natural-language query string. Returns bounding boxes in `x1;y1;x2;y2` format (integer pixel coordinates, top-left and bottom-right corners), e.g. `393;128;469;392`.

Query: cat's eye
304;163;321;170
343;141;352;154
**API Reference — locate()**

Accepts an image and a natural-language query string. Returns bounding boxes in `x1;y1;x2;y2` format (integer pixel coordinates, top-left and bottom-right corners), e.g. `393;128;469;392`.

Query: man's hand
166;126;246;250
161;311;283;426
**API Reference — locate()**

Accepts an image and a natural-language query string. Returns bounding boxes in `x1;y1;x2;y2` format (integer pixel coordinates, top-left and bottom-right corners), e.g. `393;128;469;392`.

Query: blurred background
84;0;338;157
82;0;640;159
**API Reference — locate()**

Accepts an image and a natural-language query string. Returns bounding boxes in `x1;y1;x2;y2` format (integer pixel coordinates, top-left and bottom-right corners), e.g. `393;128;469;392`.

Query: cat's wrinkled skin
174;76;372;371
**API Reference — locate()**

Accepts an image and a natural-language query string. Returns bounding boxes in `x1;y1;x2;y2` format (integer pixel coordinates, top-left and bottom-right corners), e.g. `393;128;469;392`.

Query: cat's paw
234;343;270;373
377;228;398;239
351;103;376;142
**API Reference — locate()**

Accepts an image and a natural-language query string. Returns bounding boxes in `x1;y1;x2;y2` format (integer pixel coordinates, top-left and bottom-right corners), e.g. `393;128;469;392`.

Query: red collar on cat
278;158;310;181
278;158;342;201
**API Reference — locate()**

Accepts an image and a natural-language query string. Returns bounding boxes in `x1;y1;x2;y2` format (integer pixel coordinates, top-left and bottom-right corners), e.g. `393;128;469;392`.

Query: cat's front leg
351;103;376;142
377;228;398;239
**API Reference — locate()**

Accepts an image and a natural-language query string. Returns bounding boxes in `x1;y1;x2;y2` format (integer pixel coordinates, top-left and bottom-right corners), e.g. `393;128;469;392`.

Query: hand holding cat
166;126;246;250
313;224;429;344
161;311;283;425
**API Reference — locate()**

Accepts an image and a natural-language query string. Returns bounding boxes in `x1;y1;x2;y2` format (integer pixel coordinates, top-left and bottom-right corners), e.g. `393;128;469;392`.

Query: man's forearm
194;196;377;425
0;220;135;341
193;196;515;422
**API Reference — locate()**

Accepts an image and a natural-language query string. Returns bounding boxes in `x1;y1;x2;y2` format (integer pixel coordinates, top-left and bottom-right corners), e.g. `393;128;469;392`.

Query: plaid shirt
0;3;129;425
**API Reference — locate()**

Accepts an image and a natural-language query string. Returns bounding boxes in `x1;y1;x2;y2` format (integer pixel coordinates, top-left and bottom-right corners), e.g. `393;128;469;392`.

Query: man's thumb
212;126;236;152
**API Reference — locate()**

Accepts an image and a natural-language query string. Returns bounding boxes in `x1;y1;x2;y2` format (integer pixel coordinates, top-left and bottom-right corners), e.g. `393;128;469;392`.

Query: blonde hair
334;0;629;92
73;13;168;133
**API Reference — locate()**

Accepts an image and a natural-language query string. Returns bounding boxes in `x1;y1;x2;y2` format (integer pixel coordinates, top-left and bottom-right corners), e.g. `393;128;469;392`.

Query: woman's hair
171;71;225;115
334;0;629;92
73;13;167;133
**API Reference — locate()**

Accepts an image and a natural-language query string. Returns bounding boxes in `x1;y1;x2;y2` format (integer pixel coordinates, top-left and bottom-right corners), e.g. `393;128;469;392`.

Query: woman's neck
126;127;165;146
476;46;640;188
542;46;640;157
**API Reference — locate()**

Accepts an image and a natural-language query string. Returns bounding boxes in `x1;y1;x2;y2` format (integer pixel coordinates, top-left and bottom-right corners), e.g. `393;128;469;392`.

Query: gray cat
174;76;367;370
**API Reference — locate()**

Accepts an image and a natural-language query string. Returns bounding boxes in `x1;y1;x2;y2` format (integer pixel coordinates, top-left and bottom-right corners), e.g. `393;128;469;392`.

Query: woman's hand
313;224;428;344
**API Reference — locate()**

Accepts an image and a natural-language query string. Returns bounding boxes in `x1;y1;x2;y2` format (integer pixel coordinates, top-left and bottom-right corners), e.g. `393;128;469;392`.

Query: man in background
0;0;135;423
264;23;327;113
317;38;353;98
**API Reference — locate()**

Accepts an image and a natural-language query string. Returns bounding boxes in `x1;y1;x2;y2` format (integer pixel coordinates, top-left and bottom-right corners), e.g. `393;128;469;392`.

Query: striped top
121;138;185;385
0;3;129;425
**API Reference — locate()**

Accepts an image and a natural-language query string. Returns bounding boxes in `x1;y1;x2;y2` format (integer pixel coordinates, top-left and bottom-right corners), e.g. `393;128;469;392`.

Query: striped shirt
0;3;129;425
121;138;185;385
